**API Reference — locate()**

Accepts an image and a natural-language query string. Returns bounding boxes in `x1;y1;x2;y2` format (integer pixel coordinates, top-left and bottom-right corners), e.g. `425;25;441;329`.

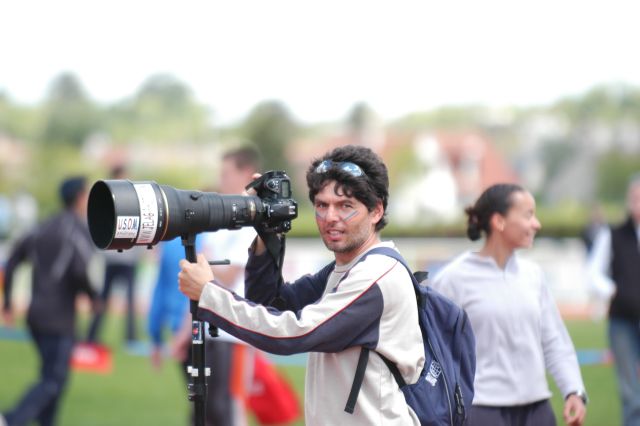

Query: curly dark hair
306;145;389;231
465;183;524;241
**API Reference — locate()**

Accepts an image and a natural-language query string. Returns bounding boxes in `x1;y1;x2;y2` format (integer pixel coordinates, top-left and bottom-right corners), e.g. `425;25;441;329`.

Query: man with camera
178;145;425;425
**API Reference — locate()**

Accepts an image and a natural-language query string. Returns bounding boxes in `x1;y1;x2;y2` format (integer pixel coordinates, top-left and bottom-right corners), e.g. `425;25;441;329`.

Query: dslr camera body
246;171;297;234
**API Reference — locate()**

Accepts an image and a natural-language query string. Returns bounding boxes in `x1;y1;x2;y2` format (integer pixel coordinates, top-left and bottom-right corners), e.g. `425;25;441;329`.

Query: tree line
1;72;639;227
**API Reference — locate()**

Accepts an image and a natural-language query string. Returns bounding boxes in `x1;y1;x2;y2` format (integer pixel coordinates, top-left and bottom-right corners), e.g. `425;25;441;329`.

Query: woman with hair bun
430;183;587;426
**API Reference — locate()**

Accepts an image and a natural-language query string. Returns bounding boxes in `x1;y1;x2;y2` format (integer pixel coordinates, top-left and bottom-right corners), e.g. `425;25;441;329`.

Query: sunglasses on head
314;160;366;177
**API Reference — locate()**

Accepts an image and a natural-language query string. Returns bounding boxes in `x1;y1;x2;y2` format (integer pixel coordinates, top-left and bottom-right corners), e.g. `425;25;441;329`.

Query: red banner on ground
71;343;113;374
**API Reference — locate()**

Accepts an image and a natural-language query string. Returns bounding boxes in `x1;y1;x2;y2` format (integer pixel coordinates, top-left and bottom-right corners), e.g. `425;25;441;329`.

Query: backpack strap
345;347;371;413
378;352;407;387
343;246;416;414
344;346;410;414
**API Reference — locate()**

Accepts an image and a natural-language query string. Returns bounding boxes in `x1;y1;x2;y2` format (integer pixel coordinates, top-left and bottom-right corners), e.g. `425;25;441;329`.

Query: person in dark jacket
1;176;97;426
587;173;640;426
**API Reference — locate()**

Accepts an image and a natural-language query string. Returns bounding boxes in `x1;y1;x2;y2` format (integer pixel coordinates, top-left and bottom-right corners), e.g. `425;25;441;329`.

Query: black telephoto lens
87;180;265;250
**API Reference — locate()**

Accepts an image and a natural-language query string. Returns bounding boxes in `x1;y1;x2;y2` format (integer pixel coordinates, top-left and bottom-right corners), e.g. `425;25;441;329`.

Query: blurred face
493;190;541;250
628;181;640;225
313;181;382;264
219;158;255;194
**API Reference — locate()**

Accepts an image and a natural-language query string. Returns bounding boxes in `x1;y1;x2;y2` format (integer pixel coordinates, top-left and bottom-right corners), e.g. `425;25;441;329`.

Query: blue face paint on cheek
315;210;326;221
341;210;359;222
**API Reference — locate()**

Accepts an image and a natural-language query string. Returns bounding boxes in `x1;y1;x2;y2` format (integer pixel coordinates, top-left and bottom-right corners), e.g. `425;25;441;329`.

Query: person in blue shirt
147;236;201;374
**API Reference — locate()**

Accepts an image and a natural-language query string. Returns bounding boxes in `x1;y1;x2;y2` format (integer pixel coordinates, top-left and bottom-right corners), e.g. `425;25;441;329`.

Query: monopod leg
182;235;210;426
188;303;208;426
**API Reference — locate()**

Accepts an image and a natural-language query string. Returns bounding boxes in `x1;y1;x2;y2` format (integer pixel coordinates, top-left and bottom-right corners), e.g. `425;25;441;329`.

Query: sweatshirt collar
333;241;395;273
467;251;518;273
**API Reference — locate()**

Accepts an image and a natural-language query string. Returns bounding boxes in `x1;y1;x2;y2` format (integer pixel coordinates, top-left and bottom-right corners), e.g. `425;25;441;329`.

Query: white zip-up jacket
196;241;425;425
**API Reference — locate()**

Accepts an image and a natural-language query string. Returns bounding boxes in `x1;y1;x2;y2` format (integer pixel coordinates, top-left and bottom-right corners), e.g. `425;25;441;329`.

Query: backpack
343;247;476;426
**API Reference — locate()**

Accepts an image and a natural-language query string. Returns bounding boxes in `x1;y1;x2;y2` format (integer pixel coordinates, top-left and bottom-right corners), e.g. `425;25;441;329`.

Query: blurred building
287;128;518;226
390;132;519;224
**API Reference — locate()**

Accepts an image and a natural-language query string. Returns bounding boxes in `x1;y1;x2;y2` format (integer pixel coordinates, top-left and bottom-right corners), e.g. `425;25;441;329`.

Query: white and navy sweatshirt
196;241;425;425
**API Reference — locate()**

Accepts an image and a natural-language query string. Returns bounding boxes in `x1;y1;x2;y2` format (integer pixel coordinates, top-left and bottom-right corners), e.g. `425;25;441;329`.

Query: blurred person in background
430;183;587;426
587;173;640;426
0;194;12;241
172;145;261;426
86;164;144;346
1;176;98;426
0;194;11;285
580;203;610;321
580;203;608;255
11;188;38;240
148;236;200;372
147;235;203;426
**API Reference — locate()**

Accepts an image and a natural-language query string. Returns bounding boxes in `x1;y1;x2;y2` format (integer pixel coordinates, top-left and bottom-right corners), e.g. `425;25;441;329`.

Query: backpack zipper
426;336;453;426
452;313;468;424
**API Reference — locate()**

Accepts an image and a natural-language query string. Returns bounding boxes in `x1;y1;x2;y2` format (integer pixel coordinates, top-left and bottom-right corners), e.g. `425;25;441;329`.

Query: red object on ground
71;342;113;374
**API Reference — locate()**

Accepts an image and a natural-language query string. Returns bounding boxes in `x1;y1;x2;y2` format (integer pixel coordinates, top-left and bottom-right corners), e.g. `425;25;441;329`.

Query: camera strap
256;230;287;306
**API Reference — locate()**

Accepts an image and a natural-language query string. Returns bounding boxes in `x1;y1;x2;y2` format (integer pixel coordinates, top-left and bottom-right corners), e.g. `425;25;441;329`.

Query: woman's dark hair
306;145;389;231
465;183;524;241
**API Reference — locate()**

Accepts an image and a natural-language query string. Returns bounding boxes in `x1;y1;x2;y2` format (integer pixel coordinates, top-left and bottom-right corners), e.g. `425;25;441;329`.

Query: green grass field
0;317;619;425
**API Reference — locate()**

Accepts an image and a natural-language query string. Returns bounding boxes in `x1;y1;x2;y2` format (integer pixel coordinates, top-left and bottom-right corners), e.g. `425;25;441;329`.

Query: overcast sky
1;0;639;124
